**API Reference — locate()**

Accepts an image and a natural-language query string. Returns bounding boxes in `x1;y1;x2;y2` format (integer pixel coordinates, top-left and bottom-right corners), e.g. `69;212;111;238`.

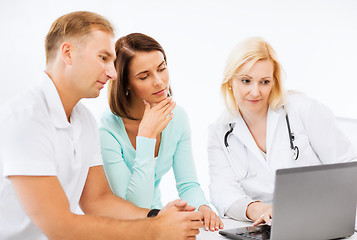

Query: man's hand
160;199;196;214
153;202;203;240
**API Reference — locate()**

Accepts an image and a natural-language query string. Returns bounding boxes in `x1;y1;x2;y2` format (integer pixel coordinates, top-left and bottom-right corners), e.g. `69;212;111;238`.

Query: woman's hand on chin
138;97;176;139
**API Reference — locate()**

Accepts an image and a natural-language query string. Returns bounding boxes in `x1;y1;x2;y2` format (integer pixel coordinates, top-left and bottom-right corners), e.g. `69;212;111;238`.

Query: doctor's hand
199;205;224;231
246;202;272;226
138;97;176;139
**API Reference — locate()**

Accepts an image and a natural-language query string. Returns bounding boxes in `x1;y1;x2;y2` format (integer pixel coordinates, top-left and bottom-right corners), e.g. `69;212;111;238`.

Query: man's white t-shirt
0;73;103;239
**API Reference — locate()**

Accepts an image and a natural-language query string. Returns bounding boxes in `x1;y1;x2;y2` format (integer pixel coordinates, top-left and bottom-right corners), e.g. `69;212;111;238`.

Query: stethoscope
224;112;300;162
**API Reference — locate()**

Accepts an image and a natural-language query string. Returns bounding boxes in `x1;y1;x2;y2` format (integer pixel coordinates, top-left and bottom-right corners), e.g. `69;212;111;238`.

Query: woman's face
127;50;169;104
231;59;274;116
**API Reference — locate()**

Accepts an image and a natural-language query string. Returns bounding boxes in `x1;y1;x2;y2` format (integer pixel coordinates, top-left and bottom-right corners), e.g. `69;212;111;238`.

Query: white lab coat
208;93;356;219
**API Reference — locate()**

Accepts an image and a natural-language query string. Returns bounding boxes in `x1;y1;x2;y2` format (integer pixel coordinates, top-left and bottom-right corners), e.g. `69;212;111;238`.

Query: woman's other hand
198;205;224;231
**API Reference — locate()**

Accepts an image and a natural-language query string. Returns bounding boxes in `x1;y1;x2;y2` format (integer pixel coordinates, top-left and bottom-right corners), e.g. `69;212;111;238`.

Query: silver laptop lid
271;161;357;240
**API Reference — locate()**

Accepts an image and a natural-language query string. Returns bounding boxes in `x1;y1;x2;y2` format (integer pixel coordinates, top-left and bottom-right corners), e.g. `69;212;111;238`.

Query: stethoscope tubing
224;113;299;161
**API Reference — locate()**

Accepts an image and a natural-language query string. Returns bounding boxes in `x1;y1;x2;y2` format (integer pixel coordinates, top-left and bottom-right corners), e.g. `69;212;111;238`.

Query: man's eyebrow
99;50;116;60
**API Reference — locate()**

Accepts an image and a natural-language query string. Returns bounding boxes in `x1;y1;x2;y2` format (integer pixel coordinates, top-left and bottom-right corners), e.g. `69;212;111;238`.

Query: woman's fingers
209;213;217;231
139;97;175;138
142;100;151;115
203;212;210;231
160;113;174;129
145;97;175;119
201;209;223;232
152;96;172;110
216;216;224;230
164;101;176;116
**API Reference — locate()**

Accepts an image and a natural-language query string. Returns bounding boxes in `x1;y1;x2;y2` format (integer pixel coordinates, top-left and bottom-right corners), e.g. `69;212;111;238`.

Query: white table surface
197;218;357;239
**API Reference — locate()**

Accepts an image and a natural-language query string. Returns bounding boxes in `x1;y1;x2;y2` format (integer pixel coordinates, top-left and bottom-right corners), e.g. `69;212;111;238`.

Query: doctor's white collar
219;103;286;126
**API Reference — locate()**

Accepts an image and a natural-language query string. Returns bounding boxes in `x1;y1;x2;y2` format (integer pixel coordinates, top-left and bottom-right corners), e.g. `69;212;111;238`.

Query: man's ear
60;42;73;65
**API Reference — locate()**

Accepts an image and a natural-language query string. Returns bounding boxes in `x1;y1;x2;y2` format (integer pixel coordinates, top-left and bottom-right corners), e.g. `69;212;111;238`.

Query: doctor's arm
208;124;268;223
303;99;357;164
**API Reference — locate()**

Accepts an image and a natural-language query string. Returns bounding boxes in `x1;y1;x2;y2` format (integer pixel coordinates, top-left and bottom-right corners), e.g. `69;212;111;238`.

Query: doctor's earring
125;89;129;96
228;85;232;90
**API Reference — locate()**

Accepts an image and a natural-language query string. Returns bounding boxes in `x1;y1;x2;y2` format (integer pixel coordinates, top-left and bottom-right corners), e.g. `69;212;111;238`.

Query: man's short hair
45;11;114;64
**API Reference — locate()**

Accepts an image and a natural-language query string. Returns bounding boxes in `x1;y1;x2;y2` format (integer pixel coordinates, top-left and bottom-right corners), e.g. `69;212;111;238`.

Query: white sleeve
0;113;57;177
82;107;103;168
226;199;254;221
90;120;103;168
302;98;357;164
208;123;254;220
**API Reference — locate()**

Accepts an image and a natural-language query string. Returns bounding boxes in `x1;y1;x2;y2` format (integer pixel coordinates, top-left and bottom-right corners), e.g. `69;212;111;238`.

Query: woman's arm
172;107;223;231
100;128;156;208
172;108;208;208
100;98;176;208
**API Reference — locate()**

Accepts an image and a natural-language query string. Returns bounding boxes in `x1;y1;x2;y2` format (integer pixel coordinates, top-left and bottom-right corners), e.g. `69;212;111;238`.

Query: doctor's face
231;59;274;116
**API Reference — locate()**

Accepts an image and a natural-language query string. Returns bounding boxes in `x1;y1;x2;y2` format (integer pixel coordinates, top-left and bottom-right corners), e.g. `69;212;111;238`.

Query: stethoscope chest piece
292;146;299;160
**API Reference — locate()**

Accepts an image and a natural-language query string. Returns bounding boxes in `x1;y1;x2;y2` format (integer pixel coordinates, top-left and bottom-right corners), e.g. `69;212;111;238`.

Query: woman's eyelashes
240;78;271;85
139;74;149;80
241;78;251;84
158;66;167;72
138;67;167;80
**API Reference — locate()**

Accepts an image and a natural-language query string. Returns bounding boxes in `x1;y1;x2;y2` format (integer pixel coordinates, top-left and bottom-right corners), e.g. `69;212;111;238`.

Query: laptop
219;161;357;240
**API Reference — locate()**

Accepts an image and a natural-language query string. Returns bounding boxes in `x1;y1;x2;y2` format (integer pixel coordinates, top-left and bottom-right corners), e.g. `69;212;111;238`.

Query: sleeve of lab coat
208;123;253;221
301;98;357;164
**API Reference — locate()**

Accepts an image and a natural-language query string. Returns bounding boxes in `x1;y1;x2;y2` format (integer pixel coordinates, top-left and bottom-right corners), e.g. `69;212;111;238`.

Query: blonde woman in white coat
208;37;356;226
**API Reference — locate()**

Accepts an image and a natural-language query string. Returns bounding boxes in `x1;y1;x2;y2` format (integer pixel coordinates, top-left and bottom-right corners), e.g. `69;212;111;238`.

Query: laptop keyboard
236;225;271;239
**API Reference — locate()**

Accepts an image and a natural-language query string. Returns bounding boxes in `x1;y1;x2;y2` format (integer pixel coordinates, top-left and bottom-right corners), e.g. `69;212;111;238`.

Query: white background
1;0;357;207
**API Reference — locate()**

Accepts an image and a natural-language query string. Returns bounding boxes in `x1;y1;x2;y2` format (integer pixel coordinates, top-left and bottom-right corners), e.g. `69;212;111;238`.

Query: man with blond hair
0;11;203;239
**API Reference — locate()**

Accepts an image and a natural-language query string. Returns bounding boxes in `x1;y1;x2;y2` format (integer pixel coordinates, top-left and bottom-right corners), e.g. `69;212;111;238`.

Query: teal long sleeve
99;105;209;209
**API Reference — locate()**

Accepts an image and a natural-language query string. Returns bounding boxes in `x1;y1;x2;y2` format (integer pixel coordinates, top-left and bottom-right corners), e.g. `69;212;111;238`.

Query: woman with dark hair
100;33;223;231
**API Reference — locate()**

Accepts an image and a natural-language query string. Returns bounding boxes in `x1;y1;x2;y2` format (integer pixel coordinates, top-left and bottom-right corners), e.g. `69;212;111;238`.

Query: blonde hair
45;11;114;64
221;37;285;115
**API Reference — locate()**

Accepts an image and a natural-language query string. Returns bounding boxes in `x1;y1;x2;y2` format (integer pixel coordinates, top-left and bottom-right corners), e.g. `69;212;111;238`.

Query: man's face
70;30;117;99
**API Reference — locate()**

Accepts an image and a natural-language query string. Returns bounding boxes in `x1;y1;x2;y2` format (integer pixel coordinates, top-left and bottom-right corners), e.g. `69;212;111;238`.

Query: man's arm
79;165;149;219
10;170;203;239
